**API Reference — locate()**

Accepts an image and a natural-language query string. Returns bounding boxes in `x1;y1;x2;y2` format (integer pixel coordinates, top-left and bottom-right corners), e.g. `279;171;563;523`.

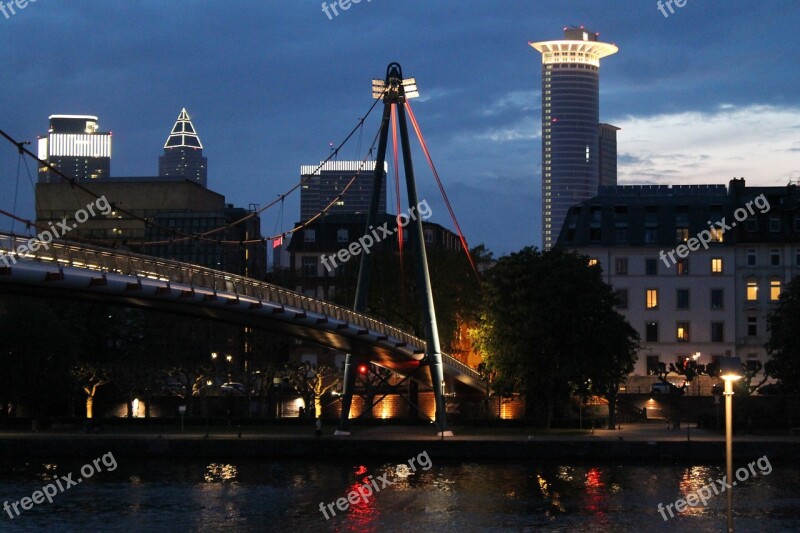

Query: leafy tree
477;247;639;428
766;276;800;393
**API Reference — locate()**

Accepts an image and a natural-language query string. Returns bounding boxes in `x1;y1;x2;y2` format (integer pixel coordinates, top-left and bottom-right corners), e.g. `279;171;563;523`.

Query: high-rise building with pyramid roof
158;108;208;187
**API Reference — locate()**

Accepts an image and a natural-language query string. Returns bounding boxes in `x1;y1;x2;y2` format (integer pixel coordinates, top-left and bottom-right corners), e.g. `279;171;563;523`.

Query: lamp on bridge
719;356;742;533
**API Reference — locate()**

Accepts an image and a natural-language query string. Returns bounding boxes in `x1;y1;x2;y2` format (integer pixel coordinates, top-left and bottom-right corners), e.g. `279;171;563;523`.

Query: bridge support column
335;353;357;435
395;91;451;436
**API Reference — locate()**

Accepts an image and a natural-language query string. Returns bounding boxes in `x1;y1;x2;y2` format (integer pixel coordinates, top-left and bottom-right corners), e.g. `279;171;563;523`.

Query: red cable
404;101;479;278
391;104;403;255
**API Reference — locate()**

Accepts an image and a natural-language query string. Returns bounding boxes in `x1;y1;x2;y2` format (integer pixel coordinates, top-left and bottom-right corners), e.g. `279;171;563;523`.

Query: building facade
557;179;800;392
300;161;387;221
598;123;620;188
158;108;208;187
530;27;618;250
37;115;112;183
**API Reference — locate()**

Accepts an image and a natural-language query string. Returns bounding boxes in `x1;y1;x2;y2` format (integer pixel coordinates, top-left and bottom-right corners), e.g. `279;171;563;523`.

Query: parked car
651;382;672;394
220;382;245;395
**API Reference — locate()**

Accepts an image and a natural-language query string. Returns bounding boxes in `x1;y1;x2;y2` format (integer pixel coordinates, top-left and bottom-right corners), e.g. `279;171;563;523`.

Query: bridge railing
0;233;481;381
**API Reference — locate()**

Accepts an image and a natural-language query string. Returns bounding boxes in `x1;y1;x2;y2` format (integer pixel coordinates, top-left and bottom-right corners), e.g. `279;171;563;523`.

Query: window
644;228;659;243
337;229;349;243
770;249;781;266
424;229;434;243
676;289;690;309
745;218;758;232
746;281;758;301
614;227;628;243
676;227;689;242
770;280;782;301
747;249;757;266
676;258;689;275
711;258;723;274
646;289;659;309
588;258;599;267
676;322;690;342
711;322;724;342
646;258;658;276
304;229;316;243
645;321;658;343
711;289;724;310
747;316;758;337
646;355;660;376
710;227;724;243
770;217;781;233
614;289;628;309
615;258;628;275
302;257;317;277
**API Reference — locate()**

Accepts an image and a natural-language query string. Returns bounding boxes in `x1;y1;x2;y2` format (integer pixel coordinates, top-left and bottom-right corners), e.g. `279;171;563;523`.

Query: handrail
0;233;482;382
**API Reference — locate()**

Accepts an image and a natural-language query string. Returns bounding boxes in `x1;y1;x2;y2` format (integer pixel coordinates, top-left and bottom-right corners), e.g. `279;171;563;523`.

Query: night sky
1;0;798;256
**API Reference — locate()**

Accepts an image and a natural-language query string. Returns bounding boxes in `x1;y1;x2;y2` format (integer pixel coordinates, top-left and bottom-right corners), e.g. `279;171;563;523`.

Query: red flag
272;236;283;249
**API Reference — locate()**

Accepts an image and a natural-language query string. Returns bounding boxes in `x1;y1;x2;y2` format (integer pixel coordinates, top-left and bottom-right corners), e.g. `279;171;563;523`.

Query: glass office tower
530;27;618;250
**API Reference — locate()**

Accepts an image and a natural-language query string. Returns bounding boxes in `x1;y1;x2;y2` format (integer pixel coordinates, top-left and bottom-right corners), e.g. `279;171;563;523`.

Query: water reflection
0;459;797;531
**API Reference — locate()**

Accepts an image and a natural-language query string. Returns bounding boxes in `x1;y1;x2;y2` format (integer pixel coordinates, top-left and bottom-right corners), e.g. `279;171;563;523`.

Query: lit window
746;281;758;301
676;258;689;275
646;289;659;309
588;258;599;267
710;227;724;243
711;258;723;274
676;227;689;242
676;322;690;342
771;280;782;301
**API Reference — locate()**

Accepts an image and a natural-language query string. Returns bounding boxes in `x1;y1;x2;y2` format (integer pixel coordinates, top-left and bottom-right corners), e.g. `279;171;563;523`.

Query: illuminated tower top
163;108;203;149
529;26;618;67
159;108;207;187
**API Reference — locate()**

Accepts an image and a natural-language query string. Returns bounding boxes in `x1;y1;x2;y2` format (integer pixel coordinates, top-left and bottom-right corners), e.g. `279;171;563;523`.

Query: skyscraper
159;108;208;187
37;115;112;183
530;27;618;250
598;123;620;188
299;160;387;221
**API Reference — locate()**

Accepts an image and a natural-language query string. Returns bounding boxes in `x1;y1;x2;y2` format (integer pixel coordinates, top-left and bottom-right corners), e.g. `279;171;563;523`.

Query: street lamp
719;356;743;533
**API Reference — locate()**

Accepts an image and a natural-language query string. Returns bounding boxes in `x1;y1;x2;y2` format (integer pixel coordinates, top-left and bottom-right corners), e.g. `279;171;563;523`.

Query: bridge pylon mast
336;63;452;436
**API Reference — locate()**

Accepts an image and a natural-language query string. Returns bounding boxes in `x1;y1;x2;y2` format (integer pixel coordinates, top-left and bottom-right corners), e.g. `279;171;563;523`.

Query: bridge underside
0;261;485;394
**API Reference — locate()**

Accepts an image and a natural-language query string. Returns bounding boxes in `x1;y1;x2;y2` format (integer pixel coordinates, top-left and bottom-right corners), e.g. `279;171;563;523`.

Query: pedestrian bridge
0;233;485;392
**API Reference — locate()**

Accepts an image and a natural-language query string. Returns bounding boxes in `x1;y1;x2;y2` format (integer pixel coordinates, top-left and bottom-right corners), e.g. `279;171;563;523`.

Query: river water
0;456;798;532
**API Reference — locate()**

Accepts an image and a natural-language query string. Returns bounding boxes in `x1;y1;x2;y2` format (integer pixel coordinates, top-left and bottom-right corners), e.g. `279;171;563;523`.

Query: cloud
614;104;800;185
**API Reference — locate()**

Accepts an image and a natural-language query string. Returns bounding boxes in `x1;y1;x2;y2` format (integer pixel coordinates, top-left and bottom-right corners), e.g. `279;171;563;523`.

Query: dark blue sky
1;0;798;255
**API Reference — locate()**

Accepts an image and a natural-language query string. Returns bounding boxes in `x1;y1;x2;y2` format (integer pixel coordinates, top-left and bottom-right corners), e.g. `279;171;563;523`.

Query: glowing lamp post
719;356;742;533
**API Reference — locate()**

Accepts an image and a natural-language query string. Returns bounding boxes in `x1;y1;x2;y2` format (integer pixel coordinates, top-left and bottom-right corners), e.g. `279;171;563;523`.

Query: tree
766;276;800;393
285;362;340;420
477;247;639;428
